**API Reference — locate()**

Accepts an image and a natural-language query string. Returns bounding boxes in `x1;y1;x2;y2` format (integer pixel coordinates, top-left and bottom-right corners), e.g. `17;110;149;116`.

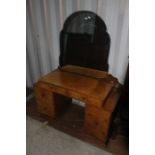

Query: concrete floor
27;116;113;155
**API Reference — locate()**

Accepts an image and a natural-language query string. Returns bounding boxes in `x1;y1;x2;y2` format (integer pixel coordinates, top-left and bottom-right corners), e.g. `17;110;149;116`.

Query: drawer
85;104;112;142
34;86;55;117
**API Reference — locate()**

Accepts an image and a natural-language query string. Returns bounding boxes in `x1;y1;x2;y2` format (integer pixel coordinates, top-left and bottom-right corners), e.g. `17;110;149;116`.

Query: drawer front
85;104;112;142
34;86;55;117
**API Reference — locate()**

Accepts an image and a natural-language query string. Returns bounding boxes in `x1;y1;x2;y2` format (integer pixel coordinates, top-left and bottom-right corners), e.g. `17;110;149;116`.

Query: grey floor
26;116;113;155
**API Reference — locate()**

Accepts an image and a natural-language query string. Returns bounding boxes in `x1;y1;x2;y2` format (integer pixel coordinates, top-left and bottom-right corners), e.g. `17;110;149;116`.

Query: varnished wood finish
34;84;71;118
60;65;108;79
84;85;121;143
85;104;112;142
34;65;121;143
39;66;118;104
34;86;54;117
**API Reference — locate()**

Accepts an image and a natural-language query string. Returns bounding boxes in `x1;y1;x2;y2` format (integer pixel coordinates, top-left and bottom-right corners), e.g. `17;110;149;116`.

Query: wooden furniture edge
103;84;122;112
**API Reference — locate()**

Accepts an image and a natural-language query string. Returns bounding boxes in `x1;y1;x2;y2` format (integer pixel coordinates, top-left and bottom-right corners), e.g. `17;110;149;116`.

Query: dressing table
34;11;121;143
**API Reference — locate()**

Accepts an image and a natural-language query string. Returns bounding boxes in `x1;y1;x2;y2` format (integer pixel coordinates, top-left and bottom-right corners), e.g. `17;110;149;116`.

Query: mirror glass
60;11;110;71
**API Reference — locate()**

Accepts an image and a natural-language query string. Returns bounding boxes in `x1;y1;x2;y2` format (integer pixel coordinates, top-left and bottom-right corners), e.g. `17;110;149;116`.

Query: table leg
84;103;112;143
34;85;71;118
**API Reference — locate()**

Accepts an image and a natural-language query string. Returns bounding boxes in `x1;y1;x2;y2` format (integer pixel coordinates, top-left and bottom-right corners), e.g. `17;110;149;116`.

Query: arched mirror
59;11;110;71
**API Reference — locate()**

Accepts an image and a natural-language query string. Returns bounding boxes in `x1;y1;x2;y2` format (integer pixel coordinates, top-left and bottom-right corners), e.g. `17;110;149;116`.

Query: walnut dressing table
34;65;121;143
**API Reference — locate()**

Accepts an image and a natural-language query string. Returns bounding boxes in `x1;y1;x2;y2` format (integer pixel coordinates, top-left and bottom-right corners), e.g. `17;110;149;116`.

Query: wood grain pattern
34;85;54;117
34;84;71;118
85;104;112;143
34;65;121;143
60;65;108;79
40;65;117;103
